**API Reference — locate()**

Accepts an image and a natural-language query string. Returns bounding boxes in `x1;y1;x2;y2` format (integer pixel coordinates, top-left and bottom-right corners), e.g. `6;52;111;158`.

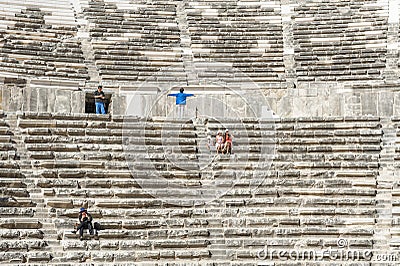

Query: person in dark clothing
94;85;106;114
71;207;94;240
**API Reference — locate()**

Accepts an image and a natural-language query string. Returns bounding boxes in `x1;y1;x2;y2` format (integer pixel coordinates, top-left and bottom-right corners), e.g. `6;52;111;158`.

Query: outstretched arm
167;93;178;97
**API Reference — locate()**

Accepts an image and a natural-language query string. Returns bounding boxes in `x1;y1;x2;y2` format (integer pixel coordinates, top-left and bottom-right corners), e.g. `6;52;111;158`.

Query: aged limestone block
0;252;26;263
175;250;211;259
99;241;119;250
0;230;19;239
62;241;87;251
0;207;34;217
0;198;35;207
47;199;74;208
91;252;114;262
0;188;29;198
26;251;52;262
0;220;41;230
97;230;129;239
159;250;175;259
122;220;163;230
119;240;151;250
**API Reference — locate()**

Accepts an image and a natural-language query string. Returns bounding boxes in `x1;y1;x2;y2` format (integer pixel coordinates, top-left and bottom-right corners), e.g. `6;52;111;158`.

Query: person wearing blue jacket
167;88;195;118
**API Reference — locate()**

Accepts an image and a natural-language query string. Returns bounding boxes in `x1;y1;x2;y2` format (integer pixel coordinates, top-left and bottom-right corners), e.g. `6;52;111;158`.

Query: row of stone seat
297;75;381;82
295;17;386;26
0;240;48;252
0;251;51;263
30;171;377;196
91;32;181;41
296;59;385;68
92;40;183;50
60;225;373;238
38;185;377;204
97;70;186;79
35;252;374;264
0;64;87;77
33;172;376;195
43;182;376;207
52;250;210;263
295;70;383;81
296;6;385;15
294;24;387;35
188;21;283;29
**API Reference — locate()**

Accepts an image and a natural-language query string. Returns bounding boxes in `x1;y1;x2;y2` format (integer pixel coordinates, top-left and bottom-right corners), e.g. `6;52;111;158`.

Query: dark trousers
76;221;94;236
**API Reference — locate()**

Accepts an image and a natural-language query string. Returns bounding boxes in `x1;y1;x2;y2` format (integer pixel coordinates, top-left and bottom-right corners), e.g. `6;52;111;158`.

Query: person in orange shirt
223;129;233;155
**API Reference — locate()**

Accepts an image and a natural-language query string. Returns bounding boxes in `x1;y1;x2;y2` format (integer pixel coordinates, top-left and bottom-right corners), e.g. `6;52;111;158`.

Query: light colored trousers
176;104;186;118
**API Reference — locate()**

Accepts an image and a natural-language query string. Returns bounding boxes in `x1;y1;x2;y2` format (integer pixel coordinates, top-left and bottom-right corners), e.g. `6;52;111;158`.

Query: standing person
94;85;106;114
167;88;195;118
71;207;94;240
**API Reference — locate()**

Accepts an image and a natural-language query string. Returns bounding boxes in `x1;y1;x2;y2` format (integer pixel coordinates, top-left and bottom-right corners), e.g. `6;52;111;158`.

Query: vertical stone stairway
13;112;65;262
193;117;230;260
176;0;199;85
70;0;101;84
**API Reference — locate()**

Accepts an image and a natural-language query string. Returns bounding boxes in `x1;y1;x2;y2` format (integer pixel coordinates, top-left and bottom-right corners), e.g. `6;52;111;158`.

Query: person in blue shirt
167;88;195;118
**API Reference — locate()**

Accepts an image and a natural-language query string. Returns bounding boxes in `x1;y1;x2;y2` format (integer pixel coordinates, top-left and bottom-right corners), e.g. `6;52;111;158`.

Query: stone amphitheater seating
0;0;395;263
0;112;384;263
0;0;89;80
84;0;186;82
0;0;390;88
293;0;388;82
186;0;285;88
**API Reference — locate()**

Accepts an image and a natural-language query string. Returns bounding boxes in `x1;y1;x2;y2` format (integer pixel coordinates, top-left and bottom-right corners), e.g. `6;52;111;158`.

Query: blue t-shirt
168;92;194;105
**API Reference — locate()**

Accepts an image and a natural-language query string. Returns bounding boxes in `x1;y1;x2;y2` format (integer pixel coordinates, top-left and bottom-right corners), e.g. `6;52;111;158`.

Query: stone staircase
176;0;199;86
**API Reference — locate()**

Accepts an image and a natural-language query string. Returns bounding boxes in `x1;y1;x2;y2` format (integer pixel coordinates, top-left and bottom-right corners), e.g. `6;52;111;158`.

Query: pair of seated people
215;129;233;154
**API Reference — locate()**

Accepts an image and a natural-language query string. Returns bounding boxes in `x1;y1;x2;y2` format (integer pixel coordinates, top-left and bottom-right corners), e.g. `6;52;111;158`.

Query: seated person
215;131;224;154
223;129;233;154
72;207;94;240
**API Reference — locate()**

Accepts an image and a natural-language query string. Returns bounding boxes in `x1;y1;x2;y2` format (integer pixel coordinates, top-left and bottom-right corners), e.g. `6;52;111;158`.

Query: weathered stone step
0;219;42;229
